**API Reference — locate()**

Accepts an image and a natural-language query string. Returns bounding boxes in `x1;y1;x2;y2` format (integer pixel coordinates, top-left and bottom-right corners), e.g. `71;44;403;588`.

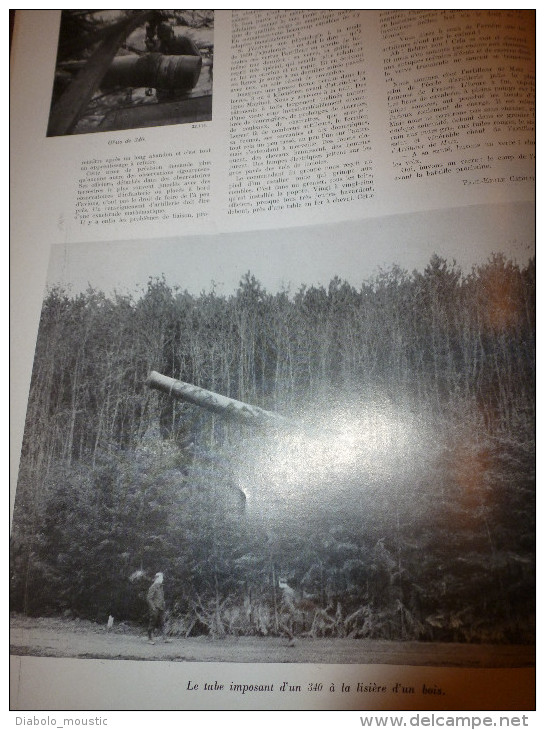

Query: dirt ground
10;615;534;666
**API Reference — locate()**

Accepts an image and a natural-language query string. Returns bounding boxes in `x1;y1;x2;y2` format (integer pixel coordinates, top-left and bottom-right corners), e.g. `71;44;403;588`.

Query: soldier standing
147;572;171;644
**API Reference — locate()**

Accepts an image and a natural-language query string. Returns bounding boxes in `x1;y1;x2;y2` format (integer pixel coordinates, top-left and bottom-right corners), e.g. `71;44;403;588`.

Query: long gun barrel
146;371;291;427
58;53;202;91
102;53;202;90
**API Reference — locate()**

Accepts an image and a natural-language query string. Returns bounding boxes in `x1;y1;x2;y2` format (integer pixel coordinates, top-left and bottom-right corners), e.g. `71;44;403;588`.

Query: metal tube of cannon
101;53;202;91
146;371;291;427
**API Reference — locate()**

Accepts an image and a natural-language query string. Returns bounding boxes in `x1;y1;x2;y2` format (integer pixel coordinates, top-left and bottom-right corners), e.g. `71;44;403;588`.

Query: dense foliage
10;255;535;643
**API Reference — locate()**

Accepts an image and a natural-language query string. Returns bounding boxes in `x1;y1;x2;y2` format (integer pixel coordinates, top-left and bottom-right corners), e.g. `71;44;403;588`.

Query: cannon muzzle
146;371;291;427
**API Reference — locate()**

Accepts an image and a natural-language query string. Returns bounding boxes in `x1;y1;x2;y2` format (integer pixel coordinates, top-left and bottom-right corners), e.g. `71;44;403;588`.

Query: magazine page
219;8;535;234
9;8;535;456
10;10;535;247
10;9;535;715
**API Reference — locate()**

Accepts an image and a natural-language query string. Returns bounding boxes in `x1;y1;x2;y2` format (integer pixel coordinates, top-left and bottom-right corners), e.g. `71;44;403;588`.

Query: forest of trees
10;254;535;644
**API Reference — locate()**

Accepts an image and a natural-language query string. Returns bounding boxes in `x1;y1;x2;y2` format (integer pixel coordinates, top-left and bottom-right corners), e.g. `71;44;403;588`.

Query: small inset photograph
46;10;214;136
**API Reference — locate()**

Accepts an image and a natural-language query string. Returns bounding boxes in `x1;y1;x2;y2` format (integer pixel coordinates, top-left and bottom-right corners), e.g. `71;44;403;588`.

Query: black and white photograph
46;10;214;136
9;207;535;670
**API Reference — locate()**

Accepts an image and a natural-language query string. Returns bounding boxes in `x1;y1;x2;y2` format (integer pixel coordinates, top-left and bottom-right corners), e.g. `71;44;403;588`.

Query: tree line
10;254;535;643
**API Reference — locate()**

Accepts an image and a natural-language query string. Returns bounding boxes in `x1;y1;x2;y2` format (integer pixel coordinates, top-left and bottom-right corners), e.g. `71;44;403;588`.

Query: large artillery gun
146;371;292;513
146;371;292;428
56;53;202;95
48;10;212;136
